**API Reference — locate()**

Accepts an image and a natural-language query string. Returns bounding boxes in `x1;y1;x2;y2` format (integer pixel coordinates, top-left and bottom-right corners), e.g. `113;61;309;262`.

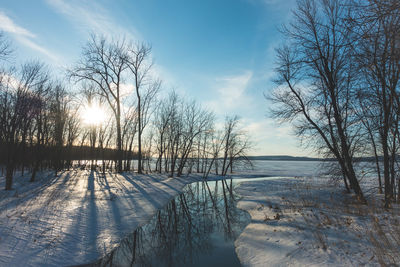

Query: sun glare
81;104;106;125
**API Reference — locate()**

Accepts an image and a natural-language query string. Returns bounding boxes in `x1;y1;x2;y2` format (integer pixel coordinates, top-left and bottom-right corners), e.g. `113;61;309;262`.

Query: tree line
0;33;251;190
270;0;400;207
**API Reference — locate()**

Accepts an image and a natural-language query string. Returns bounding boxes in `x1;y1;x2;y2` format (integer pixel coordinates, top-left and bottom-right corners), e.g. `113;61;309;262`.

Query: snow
233;160;322;178
1;161;399;266
234;176;400;266
0;170;201;266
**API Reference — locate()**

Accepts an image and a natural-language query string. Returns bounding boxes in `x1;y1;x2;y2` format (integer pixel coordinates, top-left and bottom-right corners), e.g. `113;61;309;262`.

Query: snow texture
1;160;399;266
235;177;400;266
0;170;201;266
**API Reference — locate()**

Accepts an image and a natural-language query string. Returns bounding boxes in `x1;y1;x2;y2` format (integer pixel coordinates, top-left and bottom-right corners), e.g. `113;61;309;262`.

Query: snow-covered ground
1;161;398;266
235;177;400;266
0;170;201;266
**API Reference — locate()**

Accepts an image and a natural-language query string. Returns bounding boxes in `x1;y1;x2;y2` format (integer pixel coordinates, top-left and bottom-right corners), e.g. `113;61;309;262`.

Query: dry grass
271;179;400;266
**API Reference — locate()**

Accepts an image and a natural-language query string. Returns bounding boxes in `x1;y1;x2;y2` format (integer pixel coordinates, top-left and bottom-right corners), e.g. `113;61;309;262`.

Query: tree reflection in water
90;179;250;267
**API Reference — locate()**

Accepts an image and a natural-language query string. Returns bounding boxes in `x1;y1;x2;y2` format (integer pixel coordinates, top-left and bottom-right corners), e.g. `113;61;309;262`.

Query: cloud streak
244;118;305;156
0;11;35;38
0;11;59;62
206;71;253;115
45;0;141;41
45;0;178;84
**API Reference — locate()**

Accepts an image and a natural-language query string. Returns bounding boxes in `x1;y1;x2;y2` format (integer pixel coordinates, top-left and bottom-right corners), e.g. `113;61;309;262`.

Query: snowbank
0;170;201;266
235;177;400;266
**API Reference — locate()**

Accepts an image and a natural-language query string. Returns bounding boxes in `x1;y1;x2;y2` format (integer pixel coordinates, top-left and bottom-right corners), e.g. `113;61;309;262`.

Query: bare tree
0;62;49;189
64;103;81;171
0;32;12;62
50;83;69;174
80;85;100;170
221;116;252;176
121;105;137;171
355;91;383;193
126;43;155;174
269;0;366;202
221;116;239;176
70;35;128;173
176;100;214;177
154;92;176;173
350;0;400;206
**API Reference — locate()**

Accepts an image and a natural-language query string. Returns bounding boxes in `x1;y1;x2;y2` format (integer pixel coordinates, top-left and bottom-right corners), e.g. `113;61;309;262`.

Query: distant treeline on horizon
247;155;386;162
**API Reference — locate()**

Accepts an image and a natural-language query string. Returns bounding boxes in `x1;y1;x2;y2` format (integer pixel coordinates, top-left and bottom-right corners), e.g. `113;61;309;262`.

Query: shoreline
0;171;203;266
2;170;397;266
234;176;400;266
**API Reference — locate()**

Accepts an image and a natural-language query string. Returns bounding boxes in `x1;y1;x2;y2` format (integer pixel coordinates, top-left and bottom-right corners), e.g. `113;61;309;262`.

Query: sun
81;104;106;125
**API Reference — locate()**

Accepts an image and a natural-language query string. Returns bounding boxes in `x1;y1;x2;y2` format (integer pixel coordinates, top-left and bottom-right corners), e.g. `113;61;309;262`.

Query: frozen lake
233;160;323;178
233;160;378;181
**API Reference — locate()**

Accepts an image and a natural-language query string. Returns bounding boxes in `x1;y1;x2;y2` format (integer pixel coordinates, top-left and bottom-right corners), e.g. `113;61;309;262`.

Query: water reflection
90;179;250;267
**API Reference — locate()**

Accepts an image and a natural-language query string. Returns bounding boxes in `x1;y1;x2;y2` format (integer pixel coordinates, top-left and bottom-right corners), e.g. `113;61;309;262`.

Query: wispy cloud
205;71;253;115
45;0;140;41
16;36;59;61
244;118;307;156
0;11;59;62
203;70;307;156
0;11;35;38
45;0;178;84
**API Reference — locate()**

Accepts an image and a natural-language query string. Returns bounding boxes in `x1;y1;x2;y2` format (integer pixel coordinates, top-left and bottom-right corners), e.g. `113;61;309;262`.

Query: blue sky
0;0;311;156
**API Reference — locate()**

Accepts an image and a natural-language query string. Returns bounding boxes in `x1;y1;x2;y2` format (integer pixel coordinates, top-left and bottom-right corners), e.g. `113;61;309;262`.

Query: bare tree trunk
116;107;123;173
137;94;142;174
5;161;14;190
